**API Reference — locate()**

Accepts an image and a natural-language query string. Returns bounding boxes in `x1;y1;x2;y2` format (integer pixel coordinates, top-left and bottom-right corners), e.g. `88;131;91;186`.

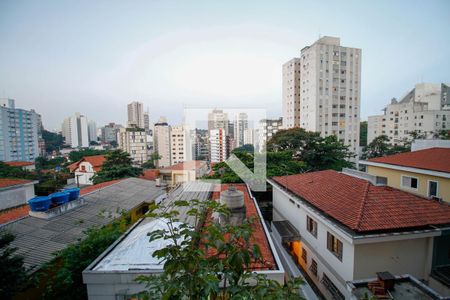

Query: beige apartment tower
127;101;145;128
282;58;301;128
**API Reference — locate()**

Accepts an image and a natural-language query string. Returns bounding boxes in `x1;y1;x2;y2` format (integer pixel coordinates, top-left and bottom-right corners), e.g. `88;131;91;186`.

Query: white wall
0;184;36;210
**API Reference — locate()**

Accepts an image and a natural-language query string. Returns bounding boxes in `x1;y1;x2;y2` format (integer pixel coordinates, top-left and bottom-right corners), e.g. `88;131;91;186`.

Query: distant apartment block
209;128;228;163
154;117;171;167
170;125;187;165
368;83;450;145
0;98;41;161
87;120;97;143
234;112;248;148
192;129;209;161
127;101;144;128
117;126;147;166
62;112;90;148
256;117;283;151
208;109;229;134
282;58;301;128
100;123;121;144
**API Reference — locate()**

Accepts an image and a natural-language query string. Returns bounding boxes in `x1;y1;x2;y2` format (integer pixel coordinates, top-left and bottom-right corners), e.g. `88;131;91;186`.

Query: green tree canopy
92;150;142;184
362;135;410;159
42;130;64;153
142;152;162;169
232;144;255;154
138;199;304;299
360;121;368;147
69;149;109;163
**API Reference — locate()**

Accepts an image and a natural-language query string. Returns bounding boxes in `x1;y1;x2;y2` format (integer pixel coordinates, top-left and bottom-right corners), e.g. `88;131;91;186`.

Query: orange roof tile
163;160;205;171
0;179;35;188
368;148;450;173
272;170;450;233
4;161;35;167
0;205;29;224
140;169;160;181
68;155;106;172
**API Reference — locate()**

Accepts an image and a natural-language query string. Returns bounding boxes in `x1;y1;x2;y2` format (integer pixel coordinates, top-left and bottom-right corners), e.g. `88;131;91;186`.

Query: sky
0;0;449;130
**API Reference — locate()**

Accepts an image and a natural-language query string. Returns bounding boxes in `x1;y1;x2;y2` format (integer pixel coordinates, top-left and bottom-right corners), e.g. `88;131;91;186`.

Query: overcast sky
0;0;449;130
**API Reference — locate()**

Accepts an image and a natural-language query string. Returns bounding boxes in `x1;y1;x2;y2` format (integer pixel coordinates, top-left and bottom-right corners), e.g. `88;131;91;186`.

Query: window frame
301;247;307;262
306;215;318;238
400;175;419;191
427;180;439;198
327;232;343;261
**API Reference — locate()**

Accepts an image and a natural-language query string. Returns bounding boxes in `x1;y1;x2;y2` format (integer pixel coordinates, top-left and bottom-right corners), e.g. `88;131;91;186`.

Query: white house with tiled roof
68;155;106;185
268;169;450;299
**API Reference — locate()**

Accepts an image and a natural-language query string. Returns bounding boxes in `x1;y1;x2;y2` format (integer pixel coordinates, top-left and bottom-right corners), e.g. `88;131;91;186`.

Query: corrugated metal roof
0;178;165;273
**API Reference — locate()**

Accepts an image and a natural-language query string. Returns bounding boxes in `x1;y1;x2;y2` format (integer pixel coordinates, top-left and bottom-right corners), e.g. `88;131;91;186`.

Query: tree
0;232;28;299
35;156;66;170
137;199;304;299
142;152;162;169
433;129;450;140
362;135;390;159
109;140;118;148
92;150;142;184
89;140;100;146
69;148;109;163
42;130;64;153
233;144;255;154
360;121;368;147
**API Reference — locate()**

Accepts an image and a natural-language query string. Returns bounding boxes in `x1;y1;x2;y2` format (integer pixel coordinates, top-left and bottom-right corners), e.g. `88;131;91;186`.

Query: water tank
64;188;80;201
220;186;245;210
50;191;70;205
28;196;52;212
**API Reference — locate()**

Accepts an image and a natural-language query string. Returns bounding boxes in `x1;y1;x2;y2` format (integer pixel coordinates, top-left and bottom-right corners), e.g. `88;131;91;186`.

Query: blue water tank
28;196;52;212
50;191;70;205
64;188;80;201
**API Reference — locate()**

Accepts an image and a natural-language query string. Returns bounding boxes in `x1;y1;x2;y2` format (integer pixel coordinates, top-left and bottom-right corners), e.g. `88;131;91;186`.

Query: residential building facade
360;147;450;202
154;117;171;167
62;112;89;148
368;83;450;145
256;117;283;151
170;125;187;165
208;109;229;134
0;98;41;161
100;123;121;144
68;155;106;185
282;57;301;128
209;128;228;163
117;126;148;166
88;120;97;143
269;169;450;299
234;112;248;148
127;101;144;128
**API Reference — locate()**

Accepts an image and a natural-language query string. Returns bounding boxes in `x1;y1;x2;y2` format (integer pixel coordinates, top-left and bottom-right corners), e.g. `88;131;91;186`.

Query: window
310;259;318;277
428;181;439;198
327;232;343;260
321;273;345;300
307;216;318;238
302;247;307;262
401;175;418;190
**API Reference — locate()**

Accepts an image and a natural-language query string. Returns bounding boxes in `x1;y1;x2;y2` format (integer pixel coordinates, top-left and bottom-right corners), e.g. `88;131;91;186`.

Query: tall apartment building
209;128;228;163
193;129;209;161
234;113;248;148
117;126;147;166
256;117;283;152
208;109;229;134
0;99;40;161
127;101;144;128
368;83;450;145
100;123;121;144
88;120;97;143
62;112;89;148
243;128;254;146
282;58;301;128
283;36;361;154
170;125;187;165
154;117;171;167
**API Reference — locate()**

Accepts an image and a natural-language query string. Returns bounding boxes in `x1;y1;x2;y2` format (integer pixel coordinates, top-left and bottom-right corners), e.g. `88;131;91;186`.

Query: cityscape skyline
1;0;449;130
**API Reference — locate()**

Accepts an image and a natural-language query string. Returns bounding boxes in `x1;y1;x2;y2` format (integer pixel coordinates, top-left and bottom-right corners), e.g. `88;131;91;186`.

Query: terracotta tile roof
367;148;450;173
68;155;106;172
203;184;276;271
4;161;35;167
272;170;450;233
0;205;29;224
0;179;35;188
139;169;160;181
163;160;205;171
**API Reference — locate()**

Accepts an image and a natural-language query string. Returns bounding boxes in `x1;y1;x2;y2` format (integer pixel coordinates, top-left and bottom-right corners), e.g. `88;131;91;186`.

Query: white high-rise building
243;128;254;146
234;113;248;148
62;112;89;148
282;58;301;128
0;99;41;161
143;111;150;133
368;83;450;145
117;125;148;166
208;109;229;134
127;101;144;128
209;128;228;163
88;120;97;143
256;118;283;152
170;125;187;165
154;117;171;167
283;36;361;154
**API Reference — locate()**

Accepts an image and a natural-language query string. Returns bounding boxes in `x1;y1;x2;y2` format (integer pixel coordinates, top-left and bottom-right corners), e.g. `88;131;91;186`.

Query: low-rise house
0;179;38;211
4;161;36;171
359;147;450;202
159;160;209;186
268;169;450;299
68;155;106;185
